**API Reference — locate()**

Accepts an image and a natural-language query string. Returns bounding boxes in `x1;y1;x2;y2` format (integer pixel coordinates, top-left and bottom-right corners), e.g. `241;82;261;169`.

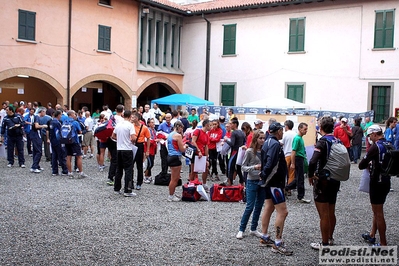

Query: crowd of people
0;101;395;255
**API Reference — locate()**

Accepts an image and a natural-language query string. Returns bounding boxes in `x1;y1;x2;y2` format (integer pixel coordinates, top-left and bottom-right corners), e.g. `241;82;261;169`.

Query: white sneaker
298;198;311;203
89;154;94;159
20;164;26;168
203;184;209;193
236;231;244;239
250;230;263;238
310;242;324;250
167;195;181;202
123;192;137;197
7;164;12;168
32;169;41;173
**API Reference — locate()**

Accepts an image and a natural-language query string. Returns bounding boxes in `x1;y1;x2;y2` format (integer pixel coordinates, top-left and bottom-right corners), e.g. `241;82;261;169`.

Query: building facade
0;0;398;122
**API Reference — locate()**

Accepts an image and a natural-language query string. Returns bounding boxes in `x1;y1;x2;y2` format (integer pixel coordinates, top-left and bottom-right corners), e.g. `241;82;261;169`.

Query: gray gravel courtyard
1;154;398;265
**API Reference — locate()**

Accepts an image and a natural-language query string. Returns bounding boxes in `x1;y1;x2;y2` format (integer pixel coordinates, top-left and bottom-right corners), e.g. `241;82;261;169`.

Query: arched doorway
72;74;131;113
0;68;63;107
136;76;181;110
72;81;124;113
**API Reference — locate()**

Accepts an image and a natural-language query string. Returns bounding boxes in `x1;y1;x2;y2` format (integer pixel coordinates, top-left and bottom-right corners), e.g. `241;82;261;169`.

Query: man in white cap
358;125;391;246
333;117;352;155
254;119;264;131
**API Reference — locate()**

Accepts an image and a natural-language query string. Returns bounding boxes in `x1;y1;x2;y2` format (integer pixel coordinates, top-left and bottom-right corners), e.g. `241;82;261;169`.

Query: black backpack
376;140;399;176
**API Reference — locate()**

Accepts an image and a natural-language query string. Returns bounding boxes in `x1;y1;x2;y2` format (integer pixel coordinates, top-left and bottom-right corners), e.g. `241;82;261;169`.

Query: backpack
323;135;351;181
94;115;116;142
60;120;76;144
376;140;399;176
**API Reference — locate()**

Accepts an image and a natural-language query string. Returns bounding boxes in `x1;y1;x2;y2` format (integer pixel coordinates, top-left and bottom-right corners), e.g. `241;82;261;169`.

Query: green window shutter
221;85;235;106
287;85;304;102
374;10;395;48
289;18;305;52
18;9;36;41
223;24;236;55
98;25;111;51
163;23;168;66
372;86;390;123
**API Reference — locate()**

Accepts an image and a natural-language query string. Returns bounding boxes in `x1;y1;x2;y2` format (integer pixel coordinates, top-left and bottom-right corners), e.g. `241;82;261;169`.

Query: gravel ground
0;153;398;266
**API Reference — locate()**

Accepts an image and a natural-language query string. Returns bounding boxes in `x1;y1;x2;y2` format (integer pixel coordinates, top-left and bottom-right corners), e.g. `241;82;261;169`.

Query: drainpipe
202;13;210;100
67;0;72;107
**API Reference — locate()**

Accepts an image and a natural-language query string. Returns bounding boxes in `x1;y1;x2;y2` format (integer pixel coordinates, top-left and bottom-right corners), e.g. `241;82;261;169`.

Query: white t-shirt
113;120;136;150
150;108;162;126
84;117;94;132
101;109;113;120
142;111;154;124
280;130;297;157
0;108;6;126
114;114;124;125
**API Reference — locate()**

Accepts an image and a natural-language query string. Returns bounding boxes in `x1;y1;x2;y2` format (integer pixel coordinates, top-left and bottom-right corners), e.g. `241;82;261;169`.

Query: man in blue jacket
23;108;35;156
1;106;25;168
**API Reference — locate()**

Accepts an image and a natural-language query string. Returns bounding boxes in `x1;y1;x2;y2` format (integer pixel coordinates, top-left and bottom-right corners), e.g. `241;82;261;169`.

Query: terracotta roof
145;0;312;14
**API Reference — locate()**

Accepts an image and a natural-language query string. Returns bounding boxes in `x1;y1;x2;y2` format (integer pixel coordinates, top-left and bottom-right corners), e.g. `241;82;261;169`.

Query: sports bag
376;140;399;176
182;183;201;202
153;172;183;186
60;119;76;144
94;115;116;142
210;184;244;202
323;135;350;181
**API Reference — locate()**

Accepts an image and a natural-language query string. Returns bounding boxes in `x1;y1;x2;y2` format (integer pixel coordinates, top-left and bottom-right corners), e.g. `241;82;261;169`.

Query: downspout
67;0;72;107
202;14;210;100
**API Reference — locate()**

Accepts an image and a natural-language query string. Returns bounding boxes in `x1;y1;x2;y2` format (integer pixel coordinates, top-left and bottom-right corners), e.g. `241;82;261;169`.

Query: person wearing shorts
166;121;187;202
64;110;88;179
359;124;391;246
259;122;292;256
308;116;341;250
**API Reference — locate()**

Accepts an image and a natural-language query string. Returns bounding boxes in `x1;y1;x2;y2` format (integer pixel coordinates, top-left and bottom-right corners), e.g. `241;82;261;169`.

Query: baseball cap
254;119;264;125
341;117;348;123
366;125;382;136
269;122;284;133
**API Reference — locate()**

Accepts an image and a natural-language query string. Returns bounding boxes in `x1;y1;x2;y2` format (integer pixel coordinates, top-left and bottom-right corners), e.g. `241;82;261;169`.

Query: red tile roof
147;0;309;13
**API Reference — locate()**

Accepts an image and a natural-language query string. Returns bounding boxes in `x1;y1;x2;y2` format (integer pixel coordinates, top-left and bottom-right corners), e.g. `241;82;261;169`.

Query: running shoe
298;198;311;203
310;242;325;250
250;230;263;238
272;242;293;256
107;180;114;186
78;173;88;179
20;164;26;168
7;164;12;168
328;238;334;246
260;235;275;247
136;185;141;190
124;192;137;197
167;195;181;202
362;233;376;244
236;231;243;239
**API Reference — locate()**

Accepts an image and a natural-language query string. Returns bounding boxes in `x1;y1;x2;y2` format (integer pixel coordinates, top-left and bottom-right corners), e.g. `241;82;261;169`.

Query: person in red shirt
208;119;223;181
190;119;211;191
333;117;352;155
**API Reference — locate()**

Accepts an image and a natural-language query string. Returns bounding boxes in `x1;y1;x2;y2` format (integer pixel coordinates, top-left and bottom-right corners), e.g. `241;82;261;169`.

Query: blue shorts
265;187;286;205
65;143;82;156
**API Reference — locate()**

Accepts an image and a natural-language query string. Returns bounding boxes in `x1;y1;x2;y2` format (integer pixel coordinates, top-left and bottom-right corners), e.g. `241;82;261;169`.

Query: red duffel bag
210;184;244;202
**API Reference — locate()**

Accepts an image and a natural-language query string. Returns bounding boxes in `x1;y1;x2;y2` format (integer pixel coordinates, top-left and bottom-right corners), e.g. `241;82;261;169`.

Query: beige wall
0;0;184;109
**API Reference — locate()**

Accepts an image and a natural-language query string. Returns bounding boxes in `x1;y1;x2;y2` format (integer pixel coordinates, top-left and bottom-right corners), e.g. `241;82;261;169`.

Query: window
289;18;305;52
138;8;182;71
374;10;395;49
371;86;391;123
98;25;111;51
99;0;111;5
287;85;304;102
223;24;236;55
18;9;36;41
221;84;235;106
